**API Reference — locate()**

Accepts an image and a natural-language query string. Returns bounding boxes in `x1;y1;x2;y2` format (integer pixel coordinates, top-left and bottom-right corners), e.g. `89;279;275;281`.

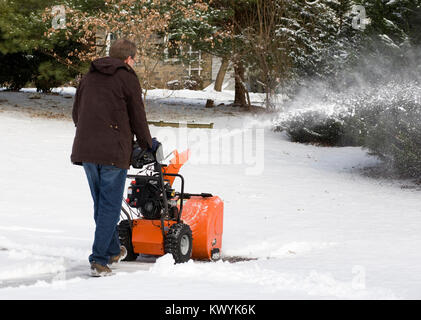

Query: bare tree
240;0;293;109
214;57;229;92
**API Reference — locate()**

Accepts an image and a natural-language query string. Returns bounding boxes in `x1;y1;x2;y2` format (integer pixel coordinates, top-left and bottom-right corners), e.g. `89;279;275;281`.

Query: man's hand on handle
149;137;160;152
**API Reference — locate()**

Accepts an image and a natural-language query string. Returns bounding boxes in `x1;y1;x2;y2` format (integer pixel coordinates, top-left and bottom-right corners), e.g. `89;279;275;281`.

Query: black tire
164;223;192;263
117;220;138;261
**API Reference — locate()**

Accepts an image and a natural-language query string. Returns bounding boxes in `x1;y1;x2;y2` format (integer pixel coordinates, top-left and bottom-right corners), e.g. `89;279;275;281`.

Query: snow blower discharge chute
118;142;224;263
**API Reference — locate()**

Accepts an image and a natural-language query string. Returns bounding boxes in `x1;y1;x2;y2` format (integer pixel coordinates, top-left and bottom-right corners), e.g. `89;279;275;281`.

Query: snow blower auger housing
118;142;224;264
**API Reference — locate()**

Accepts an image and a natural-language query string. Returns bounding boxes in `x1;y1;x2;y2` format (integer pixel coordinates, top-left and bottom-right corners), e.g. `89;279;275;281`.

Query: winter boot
108;246;128;266
90;262;112;277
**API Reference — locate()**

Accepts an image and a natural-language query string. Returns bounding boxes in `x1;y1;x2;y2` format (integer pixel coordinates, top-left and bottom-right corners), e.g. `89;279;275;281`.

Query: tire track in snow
0;255;154;289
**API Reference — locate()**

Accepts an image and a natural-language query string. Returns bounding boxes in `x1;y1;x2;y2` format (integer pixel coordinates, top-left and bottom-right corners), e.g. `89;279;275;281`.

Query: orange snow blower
118;142;223;263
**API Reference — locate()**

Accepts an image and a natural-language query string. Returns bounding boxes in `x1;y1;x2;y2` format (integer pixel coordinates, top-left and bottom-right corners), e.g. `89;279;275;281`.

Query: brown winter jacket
71;57;152;169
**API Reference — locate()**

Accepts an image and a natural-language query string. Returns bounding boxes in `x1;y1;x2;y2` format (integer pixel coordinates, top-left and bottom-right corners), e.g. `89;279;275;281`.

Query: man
71;38;156;277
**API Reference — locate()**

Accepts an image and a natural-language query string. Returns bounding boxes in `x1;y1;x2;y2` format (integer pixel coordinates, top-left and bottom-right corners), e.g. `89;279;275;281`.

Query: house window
163;37;203;77
164;35;183;62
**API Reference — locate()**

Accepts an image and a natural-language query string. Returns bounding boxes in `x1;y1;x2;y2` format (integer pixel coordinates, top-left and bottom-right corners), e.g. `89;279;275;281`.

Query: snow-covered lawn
0;87;270;124
0;90;421;299
3;86;272;108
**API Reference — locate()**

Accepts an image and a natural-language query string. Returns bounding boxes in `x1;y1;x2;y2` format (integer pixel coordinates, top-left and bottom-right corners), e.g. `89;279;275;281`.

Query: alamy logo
352;5;369;30
156;123;265;176
51;5;66;30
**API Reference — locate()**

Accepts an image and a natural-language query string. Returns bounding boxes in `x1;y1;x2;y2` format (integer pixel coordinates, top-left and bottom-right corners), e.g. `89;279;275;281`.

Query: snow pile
148;254;396;300
150;254;177;276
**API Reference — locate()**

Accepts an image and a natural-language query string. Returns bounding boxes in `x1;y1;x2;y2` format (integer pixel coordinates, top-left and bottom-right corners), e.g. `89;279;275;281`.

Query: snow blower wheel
117;220;138;261
164;223;192;263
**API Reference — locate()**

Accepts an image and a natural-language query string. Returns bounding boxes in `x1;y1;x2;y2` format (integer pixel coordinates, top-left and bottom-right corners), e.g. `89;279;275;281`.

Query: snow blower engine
118;142;224;263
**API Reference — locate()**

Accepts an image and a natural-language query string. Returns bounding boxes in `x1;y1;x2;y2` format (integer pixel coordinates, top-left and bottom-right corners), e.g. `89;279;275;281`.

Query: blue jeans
83;163;127;266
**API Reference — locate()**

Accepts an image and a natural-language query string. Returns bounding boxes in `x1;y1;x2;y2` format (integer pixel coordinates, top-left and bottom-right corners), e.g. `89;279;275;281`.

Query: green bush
275;109;364;147
0;51;81;92
0;1;88;92
275;110;346;146
362;100;421;178
34;60;75;93
0;52;37;90
275;81;421;178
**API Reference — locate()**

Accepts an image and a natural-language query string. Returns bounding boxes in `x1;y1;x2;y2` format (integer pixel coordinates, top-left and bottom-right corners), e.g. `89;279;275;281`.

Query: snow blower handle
131;139;164;169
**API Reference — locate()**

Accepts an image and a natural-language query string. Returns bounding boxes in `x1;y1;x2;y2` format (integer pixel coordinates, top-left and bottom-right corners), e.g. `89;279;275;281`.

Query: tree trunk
234;61;247;107
214;57;229;92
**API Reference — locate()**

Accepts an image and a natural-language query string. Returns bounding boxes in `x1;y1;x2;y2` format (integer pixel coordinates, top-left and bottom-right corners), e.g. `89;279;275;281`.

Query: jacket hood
90;57;130;75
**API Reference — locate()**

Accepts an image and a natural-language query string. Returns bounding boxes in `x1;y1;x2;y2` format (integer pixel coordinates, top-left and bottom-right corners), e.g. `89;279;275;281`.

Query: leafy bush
0;1;87;92
362;99;421;178
275;110;346;146
275;81;421;178
34;60;75;93
0;52;37;90
275;109;364;147
0;51;81;92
